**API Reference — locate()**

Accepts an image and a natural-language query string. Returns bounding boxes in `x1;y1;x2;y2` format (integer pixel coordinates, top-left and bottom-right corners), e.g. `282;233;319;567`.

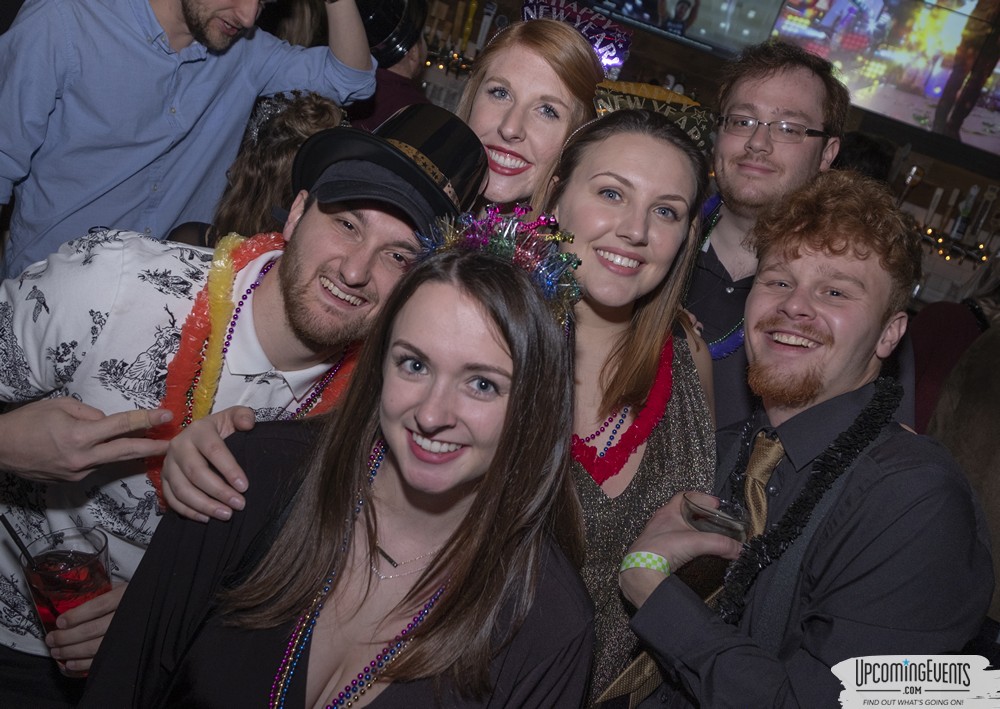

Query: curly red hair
746;169;922;318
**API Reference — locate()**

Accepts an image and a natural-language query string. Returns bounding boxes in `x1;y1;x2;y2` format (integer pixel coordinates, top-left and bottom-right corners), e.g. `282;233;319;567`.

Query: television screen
773;0;1000;157
589;0;787;56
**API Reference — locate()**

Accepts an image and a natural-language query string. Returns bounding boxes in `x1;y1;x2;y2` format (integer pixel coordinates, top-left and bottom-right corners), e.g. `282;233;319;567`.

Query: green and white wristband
619;551;671;577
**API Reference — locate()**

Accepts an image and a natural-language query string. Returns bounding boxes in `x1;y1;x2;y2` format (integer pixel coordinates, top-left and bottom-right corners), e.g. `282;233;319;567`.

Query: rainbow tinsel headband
418;204;582;327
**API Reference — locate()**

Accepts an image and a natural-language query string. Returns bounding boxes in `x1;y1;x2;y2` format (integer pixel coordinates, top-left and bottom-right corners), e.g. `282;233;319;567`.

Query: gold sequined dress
573;336;716;703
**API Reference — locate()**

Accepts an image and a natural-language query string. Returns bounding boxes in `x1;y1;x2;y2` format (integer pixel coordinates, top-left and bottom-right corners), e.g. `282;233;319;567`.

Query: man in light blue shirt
0;0;377;277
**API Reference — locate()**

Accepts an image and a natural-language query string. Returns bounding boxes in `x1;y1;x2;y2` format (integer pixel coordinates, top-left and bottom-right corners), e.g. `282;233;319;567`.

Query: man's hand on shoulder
162;406;256;523
0;399;171;482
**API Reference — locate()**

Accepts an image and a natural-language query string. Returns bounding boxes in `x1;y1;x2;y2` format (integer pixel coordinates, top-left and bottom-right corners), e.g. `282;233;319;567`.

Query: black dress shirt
631;384;993;707
684;236;755;431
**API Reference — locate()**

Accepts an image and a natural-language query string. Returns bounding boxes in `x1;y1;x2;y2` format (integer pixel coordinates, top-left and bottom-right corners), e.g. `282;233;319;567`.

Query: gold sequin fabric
574;337;716;704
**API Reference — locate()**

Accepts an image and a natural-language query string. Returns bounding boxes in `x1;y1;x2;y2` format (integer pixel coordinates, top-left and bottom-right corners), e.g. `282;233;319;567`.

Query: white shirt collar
226;251;338;401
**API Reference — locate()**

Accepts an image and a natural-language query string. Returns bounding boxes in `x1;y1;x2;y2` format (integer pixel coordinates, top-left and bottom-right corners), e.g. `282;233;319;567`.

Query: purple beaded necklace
182;258;346;427
269;442;447;709
222;258;277;357
580;406;631;458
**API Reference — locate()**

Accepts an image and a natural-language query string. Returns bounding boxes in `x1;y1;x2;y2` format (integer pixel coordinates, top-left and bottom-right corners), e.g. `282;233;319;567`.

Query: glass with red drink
19;526;112;677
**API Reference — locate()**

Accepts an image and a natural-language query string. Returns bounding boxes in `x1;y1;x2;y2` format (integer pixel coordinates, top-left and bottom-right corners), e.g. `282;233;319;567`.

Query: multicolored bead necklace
269;441;448;708
222;258;276;357
580;406;631;458
327;587;445;708
288;359;348;419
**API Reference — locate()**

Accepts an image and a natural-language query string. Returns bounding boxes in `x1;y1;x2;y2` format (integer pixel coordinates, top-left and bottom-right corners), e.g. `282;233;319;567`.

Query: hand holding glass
681;492;749;543
19;526;112;677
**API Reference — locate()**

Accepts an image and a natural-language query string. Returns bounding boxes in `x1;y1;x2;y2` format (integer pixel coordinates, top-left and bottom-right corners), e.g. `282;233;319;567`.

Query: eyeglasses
718;114;830;144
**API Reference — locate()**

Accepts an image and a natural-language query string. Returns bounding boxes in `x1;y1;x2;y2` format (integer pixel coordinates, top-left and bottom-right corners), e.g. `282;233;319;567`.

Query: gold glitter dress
573;336;716;703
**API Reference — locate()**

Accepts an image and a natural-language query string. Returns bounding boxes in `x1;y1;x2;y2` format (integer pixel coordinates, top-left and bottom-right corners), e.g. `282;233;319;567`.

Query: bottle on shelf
950;185;980;243
924;186;944;230
968;184;998;246
938;187;961;233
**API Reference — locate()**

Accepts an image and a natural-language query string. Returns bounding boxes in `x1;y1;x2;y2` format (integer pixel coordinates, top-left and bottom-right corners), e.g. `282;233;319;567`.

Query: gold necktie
744;431;784;538
601;433;785;706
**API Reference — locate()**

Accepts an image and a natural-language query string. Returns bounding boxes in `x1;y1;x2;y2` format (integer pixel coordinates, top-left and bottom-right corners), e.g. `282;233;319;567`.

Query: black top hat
358;0;428;68
292;104;487;236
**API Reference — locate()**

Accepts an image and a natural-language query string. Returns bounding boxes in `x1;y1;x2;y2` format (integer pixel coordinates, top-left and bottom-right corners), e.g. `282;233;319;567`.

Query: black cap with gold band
291;104;487;236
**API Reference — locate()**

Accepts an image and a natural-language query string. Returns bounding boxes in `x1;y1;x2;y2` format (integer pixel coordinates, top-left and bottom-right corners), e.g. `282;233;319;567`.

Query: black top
0;0;24;34
684;239;755;430
631;384;993;707
81;420;594;708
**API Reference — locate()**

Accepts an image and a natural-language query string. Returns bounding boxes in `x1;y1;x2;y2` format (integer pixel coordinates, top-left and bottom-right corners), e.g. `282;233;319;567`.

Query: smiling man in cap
0;104;486;707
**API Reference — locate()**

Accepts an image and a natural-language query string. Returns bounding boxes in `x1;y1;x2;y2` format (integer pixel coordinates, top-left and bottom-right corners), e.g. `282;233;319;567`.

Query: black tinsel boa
717;376;903;624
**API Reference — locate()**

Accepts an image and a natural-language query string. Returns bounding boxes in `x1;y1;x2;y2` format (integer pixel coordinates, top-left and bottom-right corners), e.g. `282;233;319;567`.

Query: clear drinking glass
19;526;112;677
680;492;749;543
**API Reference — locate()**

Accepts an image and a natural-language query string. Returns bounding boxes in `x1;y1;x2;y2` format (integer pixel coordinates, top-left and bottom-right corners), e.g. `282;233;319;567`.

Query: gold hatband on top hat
386;139;459;208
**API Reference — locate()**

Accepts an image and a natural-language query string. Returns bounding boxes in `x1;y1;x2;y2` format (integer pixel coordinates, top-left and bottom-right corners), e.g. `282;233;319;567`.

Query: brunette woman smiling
81;250;593;708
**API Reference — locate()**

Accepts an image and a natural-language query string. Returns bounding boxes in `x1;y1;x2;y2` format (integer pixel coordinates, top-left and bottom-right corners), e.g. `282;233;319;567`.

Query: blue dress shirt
0;0;376;277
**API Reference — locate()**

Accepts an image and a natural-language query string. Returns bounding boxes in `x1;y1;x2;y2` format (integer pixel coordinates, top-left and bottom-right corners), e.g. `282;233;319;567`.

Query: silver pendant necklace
370;542;441;581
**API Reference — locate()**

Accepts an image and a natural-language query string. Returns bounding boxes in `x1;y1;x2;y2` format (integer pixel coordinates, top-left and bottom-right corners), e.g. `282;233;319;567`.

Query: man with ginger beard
618;170;992;707
684;41;846;430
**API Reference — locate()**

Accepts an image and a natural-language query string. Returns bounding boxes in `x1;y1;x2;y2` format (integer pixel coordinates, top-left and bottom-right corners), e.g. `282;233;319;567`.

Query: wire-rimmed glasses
718;114;830;144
